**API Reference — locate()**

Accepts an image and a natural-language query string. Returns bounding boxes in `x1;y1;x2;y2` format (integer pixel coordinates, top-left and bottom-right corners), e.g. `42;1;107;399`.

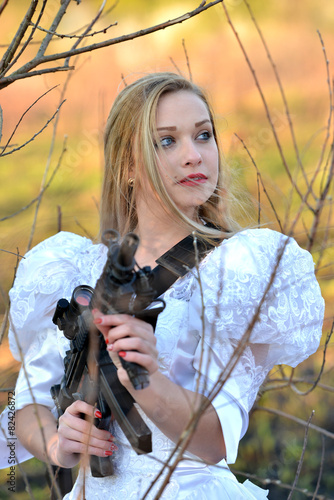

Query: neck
134;209;192;269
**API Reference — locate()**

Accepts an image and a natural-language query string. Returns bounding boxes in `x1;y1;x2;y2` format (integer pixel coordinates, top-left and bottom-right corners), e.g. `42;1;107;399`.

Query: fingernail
94;409;102;418
104;450;113;456
107;344;113;352
105;338;109;344
108;435;114;442
93;318;102;324
118;351;126;358
109;443;118;452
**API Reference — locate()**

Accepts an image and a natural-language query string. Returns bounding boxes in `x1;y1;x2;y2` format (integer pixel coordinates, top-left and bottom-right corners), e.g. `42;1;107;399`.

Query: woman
1;73;324;499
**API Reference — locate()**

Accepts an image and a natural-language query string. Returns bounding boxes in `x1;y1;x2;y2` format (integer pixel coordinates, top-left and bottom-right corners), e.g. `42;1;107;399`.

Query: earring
128;177;135;187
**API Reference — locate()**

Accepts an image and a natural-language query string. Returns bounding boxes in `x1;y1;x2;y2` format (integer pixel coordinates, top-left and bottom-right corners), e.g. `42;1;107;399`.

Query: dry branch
0;0;223;90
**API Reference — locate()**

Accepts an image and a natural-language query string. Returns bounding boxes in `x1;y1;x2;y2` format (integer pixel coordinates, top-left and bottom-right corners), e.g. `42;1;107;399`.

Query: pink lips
178;173;208;186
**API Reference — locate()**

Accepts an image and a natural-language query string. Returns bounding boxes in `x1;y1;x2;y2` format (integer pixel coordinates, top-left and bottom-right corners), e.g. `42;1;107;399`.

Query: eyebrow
157;119;211;132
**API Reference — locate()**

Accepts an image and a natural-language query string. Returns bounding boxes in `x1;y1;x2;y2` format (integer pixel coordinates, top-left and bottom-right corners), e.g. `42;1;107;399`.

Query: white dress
0;229;324;499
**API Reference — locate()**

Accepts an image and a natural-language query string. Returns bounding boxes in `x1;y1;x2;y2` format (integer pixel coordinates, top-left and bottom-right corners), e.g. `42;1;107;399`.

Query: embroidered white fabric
0;229;324;499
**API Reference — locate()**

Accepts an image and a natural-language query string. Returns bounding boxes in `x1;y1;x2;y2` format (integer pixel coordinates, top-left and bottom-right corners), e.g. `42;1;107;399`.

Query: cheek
157;156;177;184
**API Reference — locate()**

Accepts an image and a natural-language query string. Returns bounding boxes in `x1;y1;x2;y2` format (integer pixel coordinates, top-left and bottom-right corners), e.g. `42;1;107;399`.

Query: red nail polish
118;351;126;358
104;450;113;456
93;318;102;324
94;409;102;419
105;338;109;344
109;443;118;452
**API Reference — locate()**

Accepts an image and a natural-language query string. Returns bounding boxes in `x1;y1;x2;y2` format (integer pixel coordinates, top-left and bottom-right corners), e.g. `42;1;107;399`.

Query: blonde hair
100;72;239;244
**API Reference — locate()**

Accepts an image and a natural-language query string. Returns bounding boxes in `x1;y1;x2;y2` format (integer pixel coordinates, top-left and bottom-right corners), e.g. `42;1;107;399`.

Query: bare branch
243;0;314;199
65;0;107;66
0;99;66;157
36;0;71;59
0;0;38;74
0;0;223;90
182;39;192;82
230;468;333;500
312;436;325;500
287;411;314;500
254;405;334;440
235;133;283;231
32;21;117;41
307;151;334;252
317;30;333;193
0;85;60;156
0;143;64;222
0;64;74;87
290;323;333;396
3;0;48;76
221;2;314;213
27;134;68;250
0;0;10;17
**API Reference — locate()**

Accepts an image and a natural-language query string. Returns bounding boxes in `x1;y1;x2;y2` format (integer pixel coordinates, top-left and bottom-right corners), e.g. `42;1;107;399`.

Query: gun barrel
118;233;139;268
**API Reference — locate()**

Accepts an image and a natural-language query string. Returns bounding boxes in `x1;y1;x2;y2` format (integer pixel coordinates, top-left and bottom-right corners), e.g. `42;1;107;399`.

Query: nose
181;139;202;167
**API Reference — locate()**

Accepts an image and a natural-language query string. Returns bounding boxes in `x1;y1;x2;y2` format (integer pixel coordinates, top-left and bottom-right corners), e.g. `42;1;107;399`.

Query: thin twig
1;100;66;157
243;0;313;198
0;85;59;156
254;406;334;440
0;0;224;89
221;2;314;213
230;468;333;500
317;31;333;194
235;133;283;231
0;149;64;222
290;324;333;396
2;0;48;76
31;21;117;40
287;411;314;500
182;38;192;82
312;436;326;500
0;0;38;74
36;0;71;59
0;0;9;17
27;134;68;251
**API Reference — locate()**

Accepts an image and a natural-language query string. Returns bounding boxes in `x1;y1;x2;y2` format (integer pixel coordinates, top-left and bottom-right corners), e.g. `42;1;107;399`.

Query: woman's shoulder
8;232;107;359
24;231;96;259
207;228;313;275
15;231;106;280
198;227;324;368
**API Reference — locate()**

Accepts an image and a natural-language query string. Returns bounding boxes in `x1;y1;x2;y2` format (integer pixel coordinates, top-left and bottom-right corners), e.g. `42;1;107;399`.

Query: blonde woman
1;73;324;499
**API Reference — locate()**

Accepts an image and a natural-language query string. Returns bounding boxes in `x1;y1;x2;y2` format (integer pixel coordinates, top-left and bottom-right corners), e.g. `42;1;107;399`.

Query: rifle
50;230;165;479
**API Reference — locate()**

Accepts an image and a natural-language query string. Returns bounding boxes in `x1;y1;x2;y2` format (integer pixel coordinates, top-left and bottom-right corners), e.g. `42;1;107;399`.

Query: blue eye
198;131;212;141
160;137;174;148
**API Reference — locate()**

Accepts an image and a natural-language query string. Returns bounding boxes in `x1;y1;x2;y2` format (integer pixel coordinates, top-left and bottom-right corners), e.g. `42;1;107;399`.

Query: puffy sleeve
8;232;98;361
190;228;324;463
0;232;104;468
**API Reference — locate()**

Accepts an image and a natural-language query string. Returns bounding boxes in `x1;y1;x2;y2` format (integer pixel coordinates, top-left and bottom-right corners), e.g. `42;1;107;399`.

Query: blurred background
0;0;333;498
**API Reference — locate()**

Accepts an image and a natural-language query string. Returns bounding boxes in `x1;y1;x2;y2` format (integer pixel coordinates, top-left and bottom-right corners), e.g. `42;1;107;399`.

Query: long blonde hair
100;72;239;244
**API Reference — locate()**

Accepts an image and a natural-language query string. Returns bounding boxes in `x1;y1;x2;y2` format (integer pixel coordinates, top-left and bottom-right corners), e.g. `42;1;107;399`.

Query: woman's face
152;90;219;220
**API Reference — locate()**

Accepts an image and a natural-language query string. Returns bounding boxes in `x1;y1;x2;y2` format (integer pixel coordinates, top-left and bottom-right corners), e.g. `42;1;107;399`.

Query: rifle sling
151;232;218;298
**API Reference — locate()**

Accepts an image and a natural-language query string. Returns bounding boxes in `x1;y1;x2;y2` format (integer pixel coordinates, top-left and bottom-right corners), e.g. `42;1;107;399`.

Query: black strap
150;231;219;297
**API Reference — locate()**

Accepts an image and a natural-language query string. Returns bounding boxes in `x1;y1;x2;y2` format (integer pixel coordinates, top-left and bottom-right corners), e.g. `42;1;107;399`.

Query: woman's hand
92;311;159;388
56;400;116;468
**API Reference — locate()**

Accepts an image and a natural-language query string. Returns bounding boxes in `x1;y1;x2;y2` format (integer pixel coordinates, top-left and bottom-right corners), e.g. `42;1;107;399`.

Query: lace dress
0;229;324;499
